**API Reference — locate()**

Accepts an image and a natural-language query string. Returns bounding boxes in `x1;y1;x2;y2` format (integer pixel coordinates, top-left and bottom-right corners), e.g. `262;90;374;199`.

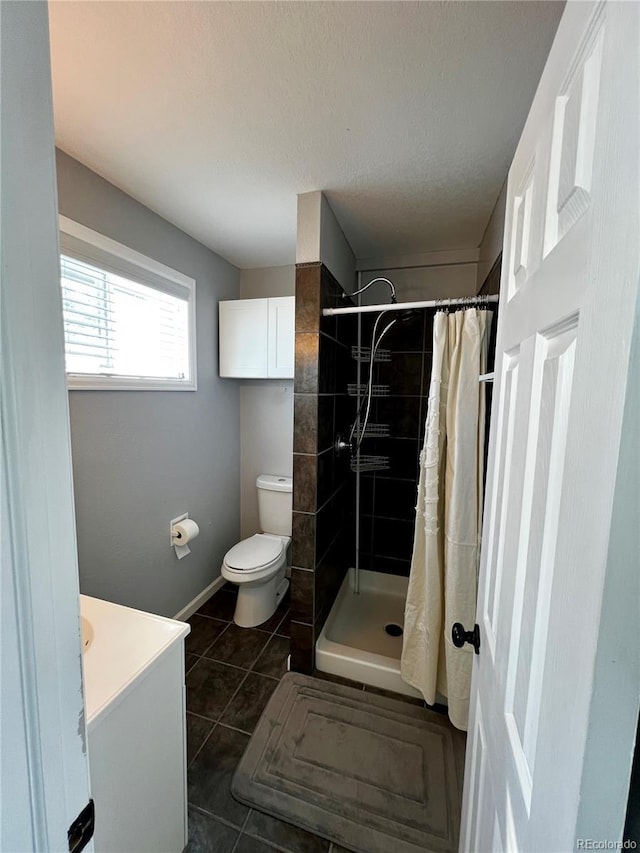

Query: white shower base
315;568;423;699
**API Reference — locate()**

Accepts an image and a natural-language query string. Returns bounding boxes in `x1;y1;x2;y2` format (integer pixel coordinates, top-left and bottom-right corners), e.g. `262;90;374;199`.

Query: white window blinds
59;218;196;390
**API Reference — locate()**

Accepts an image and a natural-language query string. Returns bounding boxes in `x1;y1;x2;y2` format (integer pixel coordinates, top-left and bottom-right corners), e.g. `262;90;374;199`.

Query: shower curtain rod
322;293;499;316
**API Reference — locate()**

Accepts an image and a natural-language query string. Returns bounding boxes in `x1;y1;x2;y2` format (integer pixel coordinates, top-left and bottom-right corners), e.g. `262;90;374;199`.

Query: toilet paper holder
170;513;189;546
170;513;200;560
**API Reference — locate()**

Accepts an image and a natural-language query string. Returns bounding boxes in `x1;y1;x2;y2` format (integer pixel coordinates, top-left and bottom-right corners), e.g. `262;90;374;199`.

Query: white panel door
268;296;295;378
1;2;92;849
461;3;639;851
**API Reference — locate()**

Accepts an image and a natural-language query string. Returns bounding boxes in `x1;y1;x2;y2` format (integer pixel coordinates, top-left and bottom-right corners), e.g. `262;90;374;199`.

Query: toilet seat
223;533;285;575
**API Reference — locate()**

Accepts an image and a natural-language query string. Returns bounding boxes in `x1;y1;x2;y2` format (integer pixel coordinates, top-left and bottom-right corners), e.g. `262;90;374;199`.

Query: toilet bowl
222;533;290;628
222;474;293;628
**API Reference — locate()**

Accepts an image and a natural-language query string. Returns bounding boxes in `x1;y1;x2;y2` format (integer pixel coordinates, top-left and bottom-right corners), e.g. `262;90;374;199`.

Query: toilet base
233;574;289;629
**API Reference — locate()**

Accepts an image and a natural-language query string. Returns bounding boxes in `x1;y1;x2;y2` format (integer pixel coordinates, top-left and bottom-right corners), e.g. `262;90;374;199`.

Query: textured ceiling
49;1;564;269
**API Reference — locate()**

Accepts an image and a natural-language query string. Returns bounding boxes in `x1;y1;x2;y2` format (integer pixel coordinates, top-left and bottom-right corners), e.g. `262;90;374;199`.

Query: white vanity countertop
80;594;190;731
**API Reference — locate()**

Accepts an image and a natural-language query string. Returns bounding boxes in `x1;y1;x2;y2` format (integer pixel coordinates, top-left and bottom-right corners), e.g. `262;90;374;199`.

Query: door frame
1;2;92;849
573;296;640;839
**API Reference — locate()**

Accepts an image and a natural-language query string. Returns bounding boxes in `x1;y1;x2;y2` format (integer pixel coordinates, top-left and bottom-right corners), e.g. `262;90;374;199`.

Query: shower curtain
401;308;491;731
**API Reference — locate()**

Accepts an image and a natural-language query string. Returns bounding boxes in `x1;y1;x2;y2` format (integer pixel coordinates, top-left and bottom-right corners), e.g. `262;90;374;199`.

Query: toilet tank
257;474;293;536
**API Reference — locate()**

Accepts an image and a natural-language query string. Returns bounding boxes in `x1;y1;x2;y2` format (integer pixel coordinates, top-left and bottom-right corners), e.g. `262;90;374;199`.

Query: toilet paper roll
172;518;200;546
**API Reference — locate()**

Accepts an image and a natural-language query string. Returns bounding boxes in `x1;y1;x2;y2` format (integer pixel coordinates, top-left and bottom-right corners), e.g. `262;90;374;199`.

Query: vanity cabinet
81;595;190;853
219;296;294;378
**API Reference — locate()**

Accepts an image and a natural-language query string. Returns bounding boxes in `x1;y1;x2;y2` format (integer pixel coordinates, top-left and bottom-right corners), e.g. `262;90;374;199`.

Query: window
59;217;196;390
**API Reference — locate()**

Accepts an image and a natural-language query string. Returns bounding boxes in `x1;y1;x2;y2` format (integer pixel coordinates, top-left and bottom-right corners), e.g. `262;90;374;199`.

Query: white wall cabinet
267;297;295;377
219;296;294;378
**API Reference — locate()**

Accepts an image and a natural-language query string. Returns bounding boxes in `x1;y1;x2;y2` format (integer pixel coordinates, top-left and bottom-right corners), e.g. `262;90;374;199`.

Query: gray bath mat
231;673;465;853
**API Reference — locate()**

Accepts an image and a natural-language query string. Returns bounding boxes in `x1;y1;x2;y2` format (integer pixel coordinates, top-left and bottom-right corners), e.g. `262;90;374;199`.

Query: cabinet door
267;296;294;378
219;298;269;377
89;645;187;852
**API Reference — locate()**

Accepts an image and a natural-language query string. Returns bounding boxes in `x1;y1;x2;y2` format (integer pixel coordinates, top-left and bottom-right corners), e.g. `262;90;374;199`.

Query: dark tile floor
185;584;431;853
186;585;342;853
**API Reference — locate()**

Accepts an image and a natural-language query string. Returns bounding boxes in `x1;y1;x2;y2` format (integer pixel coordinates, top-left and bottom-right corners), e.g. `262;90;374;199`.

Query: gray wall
296;190;356;291
476;180;507;289
56;150;241;617
240;266;295;300
360;260;478;304
239;266;295;537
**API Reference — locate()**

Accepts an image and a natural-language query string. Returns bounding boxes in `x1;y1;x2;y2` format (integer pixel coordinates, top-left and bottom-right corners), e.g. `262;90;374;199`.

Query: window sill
66;375;197;392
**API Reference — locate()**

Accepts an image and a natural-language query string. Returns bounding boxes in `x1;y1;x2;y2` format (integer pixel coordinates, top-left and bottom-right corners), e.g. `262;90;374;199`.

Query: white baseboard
173;574;227;622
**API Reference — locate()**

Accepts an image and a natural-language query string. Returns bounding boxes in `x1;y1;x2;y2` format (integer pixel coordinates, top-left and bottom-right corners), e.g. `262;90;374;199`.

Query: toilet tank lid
256;474;292;493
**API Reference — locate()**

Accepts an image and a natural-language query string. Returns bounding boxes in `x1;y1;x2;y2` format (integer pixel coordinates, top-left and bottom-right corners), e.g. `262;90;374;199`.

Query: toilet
222;474;292;628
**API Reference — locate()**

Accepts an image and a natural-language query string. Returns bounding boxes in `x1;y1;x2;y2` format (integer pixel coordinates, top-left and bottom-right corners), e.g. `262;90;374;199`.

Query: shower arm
343;277;397;305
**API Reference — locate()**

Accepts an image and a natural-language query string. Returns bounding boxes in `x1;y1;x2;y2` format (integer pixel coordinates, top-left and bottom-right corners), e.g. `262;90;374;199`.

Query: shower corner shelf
351;345;391;363
350;455;390;473
362;423;390;438
348;383;390;398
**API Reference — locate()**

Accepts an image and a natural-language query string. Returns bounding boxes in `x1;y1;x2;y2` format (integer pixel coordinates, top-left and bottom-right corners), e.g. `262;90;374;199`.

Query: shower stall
290;262;496;699
315;298;436;697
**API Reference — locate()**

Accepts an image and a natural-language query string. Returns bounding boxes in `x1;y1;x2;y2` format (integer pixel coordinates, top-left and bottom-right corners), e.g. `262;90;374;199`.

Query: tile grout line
186;608;289;724
192;664;250;739
248;670;281;683
229;809;252;853
250;631;289;679
191;613;231;625
186;652;273;768
186;616;231;656
249;631;276;673
215;666;254;730
198;620;232;658
192;695;290;734
187;709;220;723
186;718;219;771
193;652;252;675
199;648;264;670
241;824;330;853
214;719;254;738
188;801;247;836
194;599;289;637
216;650;284;731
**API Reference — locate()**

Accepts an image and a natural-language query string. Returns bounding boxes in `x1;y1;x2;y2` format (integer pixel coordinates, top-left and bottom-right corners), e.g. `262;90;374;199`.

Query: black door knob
452;622;481;655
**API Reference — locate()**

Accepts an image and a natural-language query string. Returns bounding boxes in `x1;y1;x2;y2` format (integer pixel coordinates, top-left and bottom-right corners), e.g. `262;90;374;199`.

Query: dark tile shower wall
358;310;433;577
357;303;498;577
291;263;356;674
291;272;499;672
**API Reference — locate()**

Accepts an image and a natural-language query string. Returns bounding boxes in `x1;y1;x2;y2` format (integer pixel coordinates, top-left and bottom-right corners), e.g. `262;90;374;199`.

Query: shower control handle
334;434;351;455
452;622;481;655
